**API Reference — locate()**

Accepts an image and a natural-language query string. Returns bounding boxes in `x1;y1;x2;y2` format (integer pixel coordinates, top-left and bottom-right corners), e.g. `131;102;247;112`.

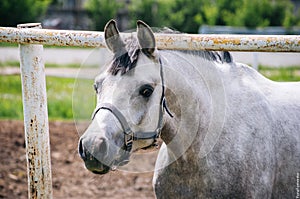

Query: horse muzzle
78;136;130;175
78;137;110;174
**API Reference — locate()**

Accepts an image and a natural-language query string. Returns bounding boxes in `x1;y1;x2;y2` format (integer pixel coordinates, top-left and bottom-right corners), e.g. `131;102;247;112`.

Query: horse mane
109;28;232;76
158;28;232;63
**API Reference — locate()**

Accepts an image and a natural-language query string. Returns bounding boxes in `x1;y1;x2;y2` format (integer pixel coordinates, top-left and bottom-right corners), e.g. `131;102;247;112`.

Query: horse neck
160;50;225;160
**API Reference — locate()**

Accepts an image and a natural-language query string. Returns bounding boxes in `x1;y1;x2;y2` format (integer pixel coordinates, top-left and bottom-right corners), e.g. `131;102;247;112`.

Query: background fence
0;23;299;199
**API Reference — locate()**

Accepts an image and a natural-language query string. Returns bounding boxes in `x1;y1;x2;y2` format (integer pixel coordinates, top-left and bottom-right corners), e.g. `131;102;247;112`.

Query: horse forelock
109;36;141;76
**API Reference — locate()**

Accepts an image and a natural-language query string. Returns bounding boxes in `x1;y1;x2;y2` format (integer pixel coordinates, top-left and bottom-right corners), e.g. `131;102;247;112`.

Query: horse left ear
137;20;156;56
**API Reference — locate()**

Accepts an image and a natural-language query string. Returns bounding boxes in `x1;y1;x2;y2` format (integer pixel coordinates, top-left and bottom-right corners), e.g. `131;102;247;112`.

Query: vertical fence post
18;23;53;199
252;52;259;71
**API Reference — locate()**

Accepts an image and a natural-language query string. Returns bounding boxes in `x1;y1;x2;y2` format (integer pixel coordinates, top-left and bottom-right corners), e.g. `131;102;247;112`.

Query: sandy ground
0;120;156;199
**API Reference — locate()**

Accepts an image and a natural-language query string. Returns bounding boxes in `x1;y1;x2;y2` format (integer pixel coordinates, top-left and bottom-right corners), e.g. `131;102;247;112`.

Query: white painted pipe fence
0;23;299;199
1;25;300;52
17;23;53;199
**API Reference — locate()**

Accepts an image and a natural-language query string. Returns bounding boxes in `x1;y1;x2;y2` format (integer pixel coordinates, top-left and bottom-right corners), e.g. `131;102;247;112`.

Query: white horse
78;20;300;198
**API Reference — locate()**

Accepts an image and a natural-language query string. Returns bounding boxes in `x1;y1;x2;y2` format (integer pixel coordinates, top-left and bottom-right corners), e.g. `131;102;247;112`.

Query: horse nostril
78;137;108;161
78;139;87;160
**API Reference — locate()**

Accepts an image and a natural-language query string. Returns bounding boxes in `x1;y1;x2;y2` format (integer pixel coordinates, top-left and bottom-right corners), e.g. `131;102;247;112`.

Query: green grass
0;42;93;49
0;75;94;120
0;66;299;120
0;60;82;68
259;66;300;82
0;75;23;119
0;60;20;67
0;42;18;47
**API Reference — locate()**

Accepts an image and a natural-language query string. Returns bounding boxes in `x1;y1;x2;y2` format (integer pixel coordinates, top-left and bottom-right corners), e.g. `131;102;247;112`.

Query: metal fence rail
0;23;300;199
1;25;300;52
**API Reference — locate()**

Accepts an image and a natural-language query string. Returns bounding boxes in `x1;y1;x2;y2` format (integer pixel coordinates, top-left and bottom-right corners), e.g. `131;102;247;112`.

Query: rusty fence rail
1;25;300;52
0;23;300;199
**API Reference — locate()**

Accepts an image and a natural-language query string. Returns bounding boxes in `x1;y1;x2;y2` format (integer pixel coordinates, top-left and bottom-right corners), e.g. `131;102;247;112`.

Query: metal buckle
124;132;133;152
156;127;162;138
124;132;134;146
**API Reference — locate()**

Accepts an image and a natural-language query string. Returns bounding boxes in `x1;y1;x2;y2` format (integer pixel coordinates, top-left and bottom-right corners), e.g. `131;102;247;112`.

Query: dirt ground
0;120;156;199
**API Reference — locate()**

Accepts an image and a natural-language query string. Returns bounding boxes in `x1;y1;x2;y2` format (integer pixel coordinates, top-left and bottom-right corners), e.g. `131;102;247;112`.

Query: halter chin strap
91;57;173;152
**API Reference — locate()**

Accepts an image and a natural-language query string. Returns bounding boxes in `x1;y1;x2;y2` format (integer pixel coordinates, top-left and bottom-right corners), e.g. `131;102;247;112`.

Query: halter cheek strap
91;101;164;152
91;57;173;152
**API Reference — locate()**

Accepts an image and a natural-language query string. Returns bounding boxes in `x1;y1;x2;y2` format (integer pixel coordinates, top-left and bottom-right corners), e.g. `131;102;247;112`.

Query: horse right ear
104;19;125;54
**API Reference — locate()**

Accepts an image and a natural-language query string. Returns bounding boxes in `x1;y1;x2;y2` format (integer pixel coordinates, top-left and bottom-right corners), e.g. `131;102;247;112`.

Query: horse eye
139;85;154;98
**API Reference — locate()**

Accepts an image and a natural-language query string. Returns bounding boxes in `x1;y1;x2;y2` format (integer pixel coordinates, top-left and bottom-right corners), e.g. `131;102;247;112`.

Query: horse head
78;20;170;174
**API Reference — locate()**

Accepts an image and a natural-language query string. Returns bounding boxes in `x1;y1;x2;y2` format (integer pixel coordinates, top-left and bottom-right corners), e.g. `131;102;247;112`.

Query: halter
91;57;173;152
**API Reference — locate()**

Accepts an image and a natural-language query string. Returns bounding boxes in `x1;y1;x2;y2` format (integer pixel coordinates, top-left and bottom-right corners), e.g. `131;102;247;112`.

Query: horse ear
104;19;125;54
137;20;156;56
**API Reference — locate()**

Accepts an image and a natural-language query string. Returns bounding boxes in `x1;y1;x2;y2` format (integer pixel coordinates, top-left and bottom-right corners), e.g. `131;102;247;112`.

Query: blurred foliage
128;0;175;28
86;0;299;33
0;0;298;32
166;0;297;32
0;0;50;27
84;0;123;30
220;0;296;28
